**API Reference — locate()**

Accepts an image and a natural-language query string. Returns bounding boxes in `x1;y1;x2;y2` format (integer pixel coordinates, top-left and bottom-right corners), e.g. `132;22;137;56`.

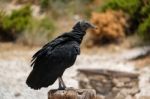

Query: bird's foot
58;86;66;90
65;87;75;90
58;77;67;90
58;87;75;90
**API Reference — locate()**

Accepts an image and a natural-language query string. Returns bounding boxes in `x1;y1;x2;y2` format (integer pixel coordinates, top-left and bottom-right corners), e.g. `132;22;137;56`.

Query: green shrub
138;15;150;40
101;0;141;16
40;17;56;33
140;4;150;17
1;4;31;33
39;0;94;18
40;0;50;11
0;4;56;45
99;0;150;42
0;10;6;24
0;5;31;41
18;17;56;45
97;0;143;31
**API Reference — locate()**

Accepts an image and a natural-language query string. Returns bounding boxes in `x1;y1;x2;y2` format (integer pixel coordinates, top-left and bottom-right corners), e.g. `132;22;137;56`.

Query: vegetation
0;0;150;45
39;0;94;18
20;17;56;45
100;0;142;32
0;0;96;45
101;0;141;16
0;4;56;45
99;0;150;41
138;15;150;41
1;5;31;34
101;0;141;31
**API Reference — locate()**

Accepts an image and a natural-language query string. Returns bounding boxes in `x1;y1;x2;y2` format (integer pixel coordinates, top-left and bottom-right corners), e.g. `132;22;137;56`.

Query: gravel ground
0;46;150;99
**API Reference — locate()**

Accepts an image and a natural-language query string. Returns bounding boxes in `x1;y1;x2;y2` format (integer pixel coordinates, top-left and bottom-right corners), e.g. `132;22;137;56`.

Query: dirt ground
0;43;150;99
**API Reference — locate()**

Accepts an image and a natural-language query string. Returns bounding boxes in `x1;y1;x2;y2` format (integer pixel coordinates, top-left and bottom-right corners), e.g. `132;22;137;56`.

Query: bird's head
73;20;96;32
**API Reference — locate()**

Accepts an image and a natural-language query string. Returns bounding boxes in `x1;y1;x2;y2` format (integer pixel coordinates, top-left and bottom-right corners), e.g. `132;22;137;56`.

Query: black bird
26;20;96;90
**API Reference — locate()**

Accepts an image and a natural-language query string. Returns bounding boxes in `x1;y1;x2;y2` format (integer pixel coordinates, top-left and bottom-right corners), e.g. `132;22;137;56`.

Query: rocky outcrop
77;69;139;99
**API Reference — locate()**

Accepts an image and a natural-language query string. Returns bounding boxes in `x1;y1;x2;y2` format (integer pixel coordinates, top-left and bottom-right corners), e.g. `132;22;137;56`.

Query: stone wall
77;69;139;99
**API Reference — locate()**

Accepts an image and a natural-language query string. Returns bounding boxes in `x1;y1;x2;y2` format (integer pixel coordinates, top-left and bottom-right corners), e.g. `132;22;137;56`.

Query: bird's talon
65;87;75;91
58;87;66;90
66;87;74;90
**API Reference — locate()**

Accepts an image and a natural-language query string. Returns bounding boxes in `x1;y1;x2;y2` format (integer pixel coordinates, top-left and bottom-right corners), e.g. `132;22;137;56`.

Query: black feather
26;21;91;89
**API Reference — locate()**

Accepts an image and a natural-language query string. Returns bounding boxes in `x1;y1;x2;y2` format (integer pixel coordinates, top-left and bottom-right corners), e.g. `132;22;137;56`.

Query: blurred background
0;0;150;99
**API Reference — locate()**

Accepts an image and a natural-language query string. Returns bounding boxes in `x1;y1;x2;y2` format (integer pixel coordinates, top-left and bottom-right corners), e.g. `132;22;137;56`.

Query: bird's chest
53;44;79;67
61;46;77;65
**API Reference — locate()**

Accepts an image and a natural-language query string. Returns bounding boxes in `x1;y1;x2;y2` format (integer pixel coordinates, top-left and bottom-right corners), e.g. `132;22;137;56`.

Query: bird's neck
70;29;86;44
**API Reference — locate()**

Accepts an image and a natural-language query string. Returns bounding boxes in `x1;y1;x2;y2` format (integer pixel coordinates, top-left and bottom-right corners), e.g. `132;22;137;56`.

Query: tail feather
26;69;57;90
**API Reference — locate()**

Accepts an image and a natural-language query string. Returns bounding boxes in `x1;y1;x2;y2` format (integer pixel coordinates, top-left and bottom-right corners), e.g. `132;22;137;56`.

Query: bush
39;0;94;18
0;5;31;41
2;4;31;33
138;15;150;41
19;17;56;45
0;4;56;45
101;0;142;30
40;0;50;11
99;0;150;42
140;3;150;18
101;0;141;16
0;4;32;42
89;11;127;45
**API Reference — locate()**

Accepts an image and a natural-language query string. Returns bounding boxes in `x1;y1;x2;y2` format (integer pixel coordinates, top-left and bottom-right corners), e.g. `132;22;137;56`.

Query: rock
48;88;96;99
77;69;139;99
115;92;126;99
14;92;21;97
90;78;112;95
96;94;105;99
137;96;150;99
112;78;125;87
125;95;135;99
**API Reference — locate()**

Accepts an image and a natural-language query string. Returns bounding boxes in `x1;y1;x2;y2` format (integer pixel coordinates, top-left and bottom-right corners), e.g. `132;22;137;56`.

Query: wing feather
31;35;69;67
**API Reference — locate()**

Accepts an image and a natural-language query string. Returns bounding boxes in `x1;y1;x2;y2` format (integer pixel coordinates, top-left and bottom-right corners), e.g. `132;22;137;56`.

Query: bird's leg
58;77;66;90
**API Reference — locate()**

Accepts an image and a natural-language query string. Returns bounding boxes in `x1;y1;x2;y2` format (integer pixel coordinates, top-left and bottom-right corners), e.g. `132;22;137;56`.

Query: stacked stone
77;69;139;99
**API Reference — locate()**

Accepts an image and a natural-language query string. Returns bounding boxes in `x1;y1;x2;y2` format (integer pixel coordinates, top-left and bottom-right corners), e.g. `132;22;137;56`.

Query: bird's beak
90;23;97;29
